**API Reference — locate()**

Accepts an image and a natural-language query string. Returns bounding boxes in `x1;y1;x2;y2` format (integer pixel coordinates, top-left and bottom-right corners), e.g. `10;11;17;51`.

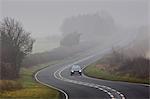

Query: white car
71;65;82;76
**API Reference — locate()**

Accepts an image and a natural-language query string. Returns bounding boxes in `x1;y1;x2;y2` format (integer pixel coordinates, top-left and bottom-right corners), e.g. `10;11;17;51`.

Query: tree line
61;12;116;42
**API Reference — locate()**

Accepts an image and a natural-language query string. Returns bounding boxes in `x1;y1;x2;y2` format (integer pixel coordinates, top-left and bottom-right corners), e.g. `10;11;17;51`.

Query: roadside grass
0;61;60;99
84;63;149;84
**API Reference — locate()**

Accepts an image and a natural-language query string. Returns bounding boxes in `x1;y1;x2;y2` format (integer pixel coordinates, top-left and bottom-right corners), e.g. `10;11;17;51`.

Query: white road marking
35;68;69;99
54;56;126;99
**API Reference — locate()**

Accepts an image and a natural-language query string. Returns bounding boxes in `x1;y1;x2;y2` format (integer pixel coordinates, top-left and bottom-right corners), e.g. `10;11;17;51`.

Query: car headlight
71;70;74;72
79;70;81;72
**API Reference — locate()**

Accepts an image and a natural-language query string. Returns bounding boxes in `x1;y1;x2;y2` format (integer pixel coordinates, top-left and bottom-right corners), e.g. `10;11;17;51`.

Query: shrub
117;57;150;78
0;80;22;92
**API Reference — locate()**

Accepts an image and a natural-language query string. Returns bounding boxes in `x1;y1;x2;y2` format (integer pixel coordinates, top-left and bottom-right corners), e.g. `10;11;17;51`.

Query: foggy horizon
0;0;149;53
1;0;148;37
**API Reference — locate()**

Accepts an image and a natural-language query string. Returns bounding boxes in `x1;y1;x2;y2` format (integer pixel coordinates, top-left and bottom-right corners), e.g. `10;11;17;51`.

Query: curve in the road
34;34;149;99
54;55;126;99
35;68;69;99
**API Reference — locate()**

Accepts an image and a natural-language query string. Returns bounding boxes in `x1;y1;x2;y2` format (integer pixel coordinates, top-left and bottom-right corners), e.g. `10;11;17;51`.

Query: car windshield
72;65;81;70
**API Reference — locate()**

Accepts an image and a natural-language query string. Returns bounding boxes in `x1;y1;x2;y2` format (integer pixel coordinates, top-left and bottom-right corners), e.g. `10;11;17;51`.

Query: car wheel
79;72;82;76
71;72;73;76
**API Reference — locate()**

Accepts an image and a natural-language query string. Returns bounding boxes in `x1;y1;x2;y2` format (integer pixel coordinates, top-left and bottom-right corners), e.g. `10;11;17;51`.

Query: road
35;48;149;99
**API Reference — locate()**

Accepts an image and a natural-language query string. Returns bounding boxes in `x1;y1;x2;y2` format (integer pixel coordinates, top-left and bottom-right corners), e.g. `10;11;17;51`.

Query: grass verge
84;63;149;84
0;61;60;99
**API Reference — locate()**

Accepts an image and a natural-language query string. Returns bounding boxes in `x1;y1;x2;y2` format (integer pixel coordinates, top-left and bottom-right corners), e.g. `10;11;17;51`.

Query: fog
1;0;149;55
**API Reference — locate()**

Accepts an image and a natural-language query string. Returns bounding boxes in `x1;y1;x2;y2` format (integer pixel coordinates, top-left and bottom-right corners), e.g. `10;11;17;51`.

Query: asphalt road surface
35;48;149;99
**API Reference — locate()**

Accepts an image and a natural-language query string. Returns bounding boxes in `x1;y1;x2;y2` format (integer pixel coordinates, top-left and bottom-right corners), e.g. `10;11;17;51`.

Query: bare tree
0;17;35;79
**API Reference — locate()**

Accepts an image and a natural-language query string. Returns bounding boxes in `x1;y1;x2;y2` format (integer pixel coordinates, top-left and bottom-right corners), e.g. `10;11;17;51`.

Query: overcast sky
0;0;149;38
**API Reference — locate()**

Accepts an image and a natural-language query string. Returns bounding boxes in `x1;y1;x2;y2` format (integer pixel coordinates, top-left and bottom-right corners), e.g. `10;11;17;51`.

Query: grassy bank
0;61;60;99
84;63;149;84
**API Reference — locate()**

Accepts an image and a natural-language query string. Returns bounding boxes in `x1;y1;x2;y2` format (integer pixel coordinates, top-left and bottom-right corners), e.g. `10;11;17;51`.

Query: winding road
35;47;149;99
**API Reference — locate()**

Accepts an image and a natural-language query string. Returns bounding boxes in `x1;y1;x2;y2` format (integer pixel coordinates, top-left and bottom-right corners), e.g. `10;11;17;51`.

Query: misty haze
0;0;149;99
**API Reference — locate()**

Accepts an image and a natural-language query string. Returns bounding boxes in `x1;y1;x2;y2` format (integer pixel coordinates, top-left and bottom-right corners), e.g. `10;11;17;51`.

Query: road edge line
34;67;69;99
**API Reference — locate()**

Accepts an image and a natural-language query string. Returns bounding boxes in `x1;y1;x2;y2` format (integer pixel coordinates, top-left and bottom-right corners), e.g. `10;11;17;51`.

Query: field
0;62;60;99
84;63;149;84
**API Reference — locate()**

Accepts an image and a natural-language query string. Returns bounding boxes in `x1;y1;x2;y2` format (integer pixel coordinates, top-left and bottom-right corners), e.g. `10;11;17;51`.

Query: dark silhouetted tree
60;32;81;47
0;17;35;79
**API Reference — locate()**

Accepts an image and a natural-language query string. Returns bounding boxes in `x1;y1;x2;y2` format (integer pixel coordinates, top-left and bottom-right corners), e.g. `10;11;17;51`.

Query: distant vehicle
71;64;82;76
